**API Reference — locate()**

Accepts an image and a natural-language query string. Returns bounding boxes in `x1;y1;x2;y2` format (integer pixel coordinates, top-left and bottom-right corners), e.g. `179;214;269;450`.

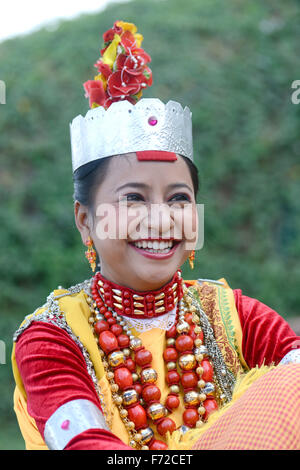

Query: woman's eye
122;193;145;202
169;193;191;202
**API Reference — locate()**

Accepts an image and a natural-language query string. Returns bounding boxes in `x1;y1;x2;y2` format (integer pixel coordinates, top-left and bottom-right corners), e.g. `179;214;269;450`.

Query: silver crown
70;98;193;173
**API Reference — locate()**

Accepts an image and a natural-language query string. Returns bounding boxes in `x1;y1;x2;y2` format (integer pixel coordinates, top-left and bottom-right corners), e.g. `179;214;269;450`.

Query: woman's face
75;153;198;291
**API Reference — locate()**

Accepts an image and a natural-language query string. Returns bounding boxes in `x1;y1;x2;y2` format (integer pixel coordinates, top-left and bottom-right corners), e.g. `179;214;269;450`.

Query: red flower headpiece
83;21;152;110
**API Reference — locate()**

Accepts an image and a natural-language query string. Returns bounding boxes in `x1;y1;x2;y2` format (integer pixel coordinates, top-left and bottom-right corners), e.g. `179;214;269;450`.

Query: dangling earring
85;236;97;272
188;250;195;270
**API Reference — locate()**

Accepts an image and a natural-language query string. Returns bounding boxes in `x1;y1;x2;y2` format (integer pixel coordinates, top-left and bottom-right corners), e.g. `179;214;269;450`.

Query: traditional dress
11;20;300;451
12;274;300;450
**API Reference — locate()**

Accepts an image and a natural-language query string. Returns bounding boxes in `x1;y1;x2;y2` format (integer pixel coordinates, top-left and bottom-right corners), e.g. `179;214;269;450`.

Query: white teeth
132;239;176;252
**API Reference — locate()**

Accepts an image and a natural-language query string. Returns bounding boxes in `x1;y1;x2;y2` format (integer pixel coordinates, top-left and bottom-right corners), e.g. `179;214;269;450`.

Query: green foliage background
0;0;299;449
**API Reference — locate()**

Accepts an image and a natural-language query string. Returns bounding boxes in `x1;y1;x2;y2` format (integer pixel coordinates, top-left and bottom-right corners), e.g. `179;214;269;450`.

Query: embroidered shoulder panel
194;282;245;376
183;285;236;402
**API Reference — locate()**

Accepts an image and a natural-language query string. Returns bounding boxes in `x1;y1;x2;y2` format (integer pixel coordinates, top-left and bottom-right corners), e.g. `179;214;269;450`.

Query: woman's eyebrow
116;182;193;192
116;182;150;192
167;183;193;192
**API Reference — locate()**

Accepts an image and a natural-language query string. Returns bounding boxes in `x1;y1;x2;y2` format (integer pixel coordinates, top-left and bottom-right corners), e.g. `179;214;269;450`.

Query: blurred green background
0;0;299;450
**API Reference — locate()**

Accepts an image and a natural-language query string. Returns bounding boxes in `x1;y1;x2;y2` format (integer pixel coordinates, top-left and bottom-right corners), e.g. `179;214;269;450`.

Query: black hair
73;154;199;208
73;156;114;208
183;156;200;199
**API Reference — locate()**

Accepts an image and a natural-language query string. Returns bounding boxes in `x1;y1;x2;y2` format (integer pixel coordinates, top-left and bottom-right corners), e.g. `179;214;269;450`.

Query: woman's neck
99;264;180;292
91;270;184;319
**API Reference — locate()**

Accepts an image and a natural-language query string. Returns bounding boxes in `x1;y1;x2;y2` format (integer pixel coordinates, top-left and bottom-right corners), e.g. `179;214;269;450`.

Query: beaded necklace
88;271;221;450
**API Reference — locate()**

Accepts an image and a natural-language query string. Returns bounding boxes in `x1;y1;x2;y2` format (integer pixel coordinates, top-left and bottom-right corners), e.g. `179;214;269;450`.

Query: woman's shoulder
183;277;232;292
13;278;93;342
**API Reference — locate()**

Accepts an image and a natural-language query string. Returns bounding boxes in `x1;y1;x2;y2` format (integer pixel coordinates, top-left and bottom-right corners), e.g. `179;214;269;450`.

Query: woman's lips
128;239;182;260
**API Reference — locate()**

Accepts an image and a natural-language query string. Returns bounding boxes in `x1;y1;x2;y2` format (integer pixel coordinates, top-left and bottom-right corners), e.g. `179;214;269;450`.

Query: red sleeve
15;321;131;450
233;289;300;368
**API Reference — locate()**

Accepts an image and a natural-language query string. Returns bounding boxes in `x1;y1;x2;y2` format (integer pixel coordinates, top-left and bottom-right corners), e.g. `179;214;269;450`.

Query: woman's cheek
170;206;187;241
94;202;118;241
183;205;198;250
93;202;131;243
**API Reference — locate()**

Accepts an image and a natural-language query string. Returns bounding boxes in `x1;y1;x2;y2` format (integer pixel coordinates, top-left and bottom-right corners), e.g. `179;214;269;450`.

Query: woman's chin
130;261;182;291
127;240;186;272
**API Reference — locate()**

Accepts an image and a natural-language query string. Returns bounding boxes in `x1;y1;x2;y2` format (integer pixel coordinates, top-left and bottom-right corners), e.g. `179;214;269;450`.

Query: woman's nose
140;203;175;238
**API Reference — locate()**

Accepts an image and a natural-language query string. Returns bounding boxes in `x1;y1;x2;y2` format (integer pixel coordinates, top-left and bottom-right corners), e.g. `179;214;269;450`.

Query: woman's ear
74;200;91;244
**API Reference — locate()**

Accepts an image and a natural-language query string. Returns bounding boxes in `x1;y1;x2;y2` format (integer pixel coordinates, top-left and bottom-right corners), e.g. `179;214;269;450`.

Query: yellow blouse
12;278;250;450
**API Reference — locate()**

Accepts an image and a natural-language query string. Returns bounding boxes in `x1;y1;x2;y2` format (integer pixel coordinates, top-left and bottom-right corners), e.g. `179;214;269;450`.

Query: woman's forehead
107;153;191;181
91;153;195;203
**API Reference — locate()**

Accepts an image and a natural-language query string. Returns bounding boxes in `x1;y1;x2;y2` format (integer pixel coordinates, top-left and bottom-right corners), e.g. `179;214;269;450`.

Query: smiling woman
74;152;198;291
11;21;300;451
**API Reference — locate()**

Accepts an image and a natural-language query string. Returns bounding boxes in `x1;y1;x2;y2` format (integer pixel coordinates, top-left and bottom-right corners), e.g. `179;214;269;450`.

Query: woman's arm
15;321;131;450
234;289;300;368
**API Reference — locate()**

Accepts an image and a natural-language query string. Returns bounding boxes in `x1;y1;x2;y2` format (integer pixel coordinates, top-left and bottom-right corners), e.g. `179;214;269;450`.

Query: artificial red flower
123;67;152;89
94;60;112;79
104;95;135;109
116;53;127;70
124;53;151;77
107;71;142;98
103;23;123;43
120;30;138;54
113;21;123;36
133;48;152;64
83;80;106;107
103;28;115;43
84;21;152;109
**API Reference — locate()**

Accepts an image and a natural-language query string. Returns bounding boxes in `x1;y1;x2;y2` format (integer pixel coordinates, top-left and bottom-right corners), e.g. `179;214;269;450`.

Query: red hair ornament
84;21;152;110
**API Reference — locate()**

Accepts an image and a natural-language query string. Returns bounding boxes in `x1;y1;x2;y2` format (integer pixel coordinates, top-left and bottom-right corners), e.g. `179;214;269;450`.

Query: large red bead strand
94;320;109;335
163;347;178;362
110;324;123;337
135;348;153;367
142;384;161;403
118;334;130;348
174;324;202;428
201;359;214;382
183;408;198;427
165;365;180;412
91;271;222;448
175;334;194;352
127;404;148;430
149;439;168;450
203;398;218;420
98;330;118;354
114;367;133;390
181;371;198;389
166;370;180;385
165;394;180;411
156;418;176;436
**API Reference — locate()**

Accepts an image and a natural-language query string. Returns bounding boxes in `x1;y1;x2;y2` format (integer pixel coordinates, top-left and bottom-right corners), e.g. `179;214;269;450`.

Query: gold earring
85;236;97;272
188;250;195;270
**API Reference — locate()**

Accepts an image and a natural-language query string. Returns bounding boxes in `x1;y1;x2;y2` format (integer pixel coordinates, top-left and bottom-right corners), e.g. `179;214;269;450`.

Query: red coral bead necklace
88;270;218;449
